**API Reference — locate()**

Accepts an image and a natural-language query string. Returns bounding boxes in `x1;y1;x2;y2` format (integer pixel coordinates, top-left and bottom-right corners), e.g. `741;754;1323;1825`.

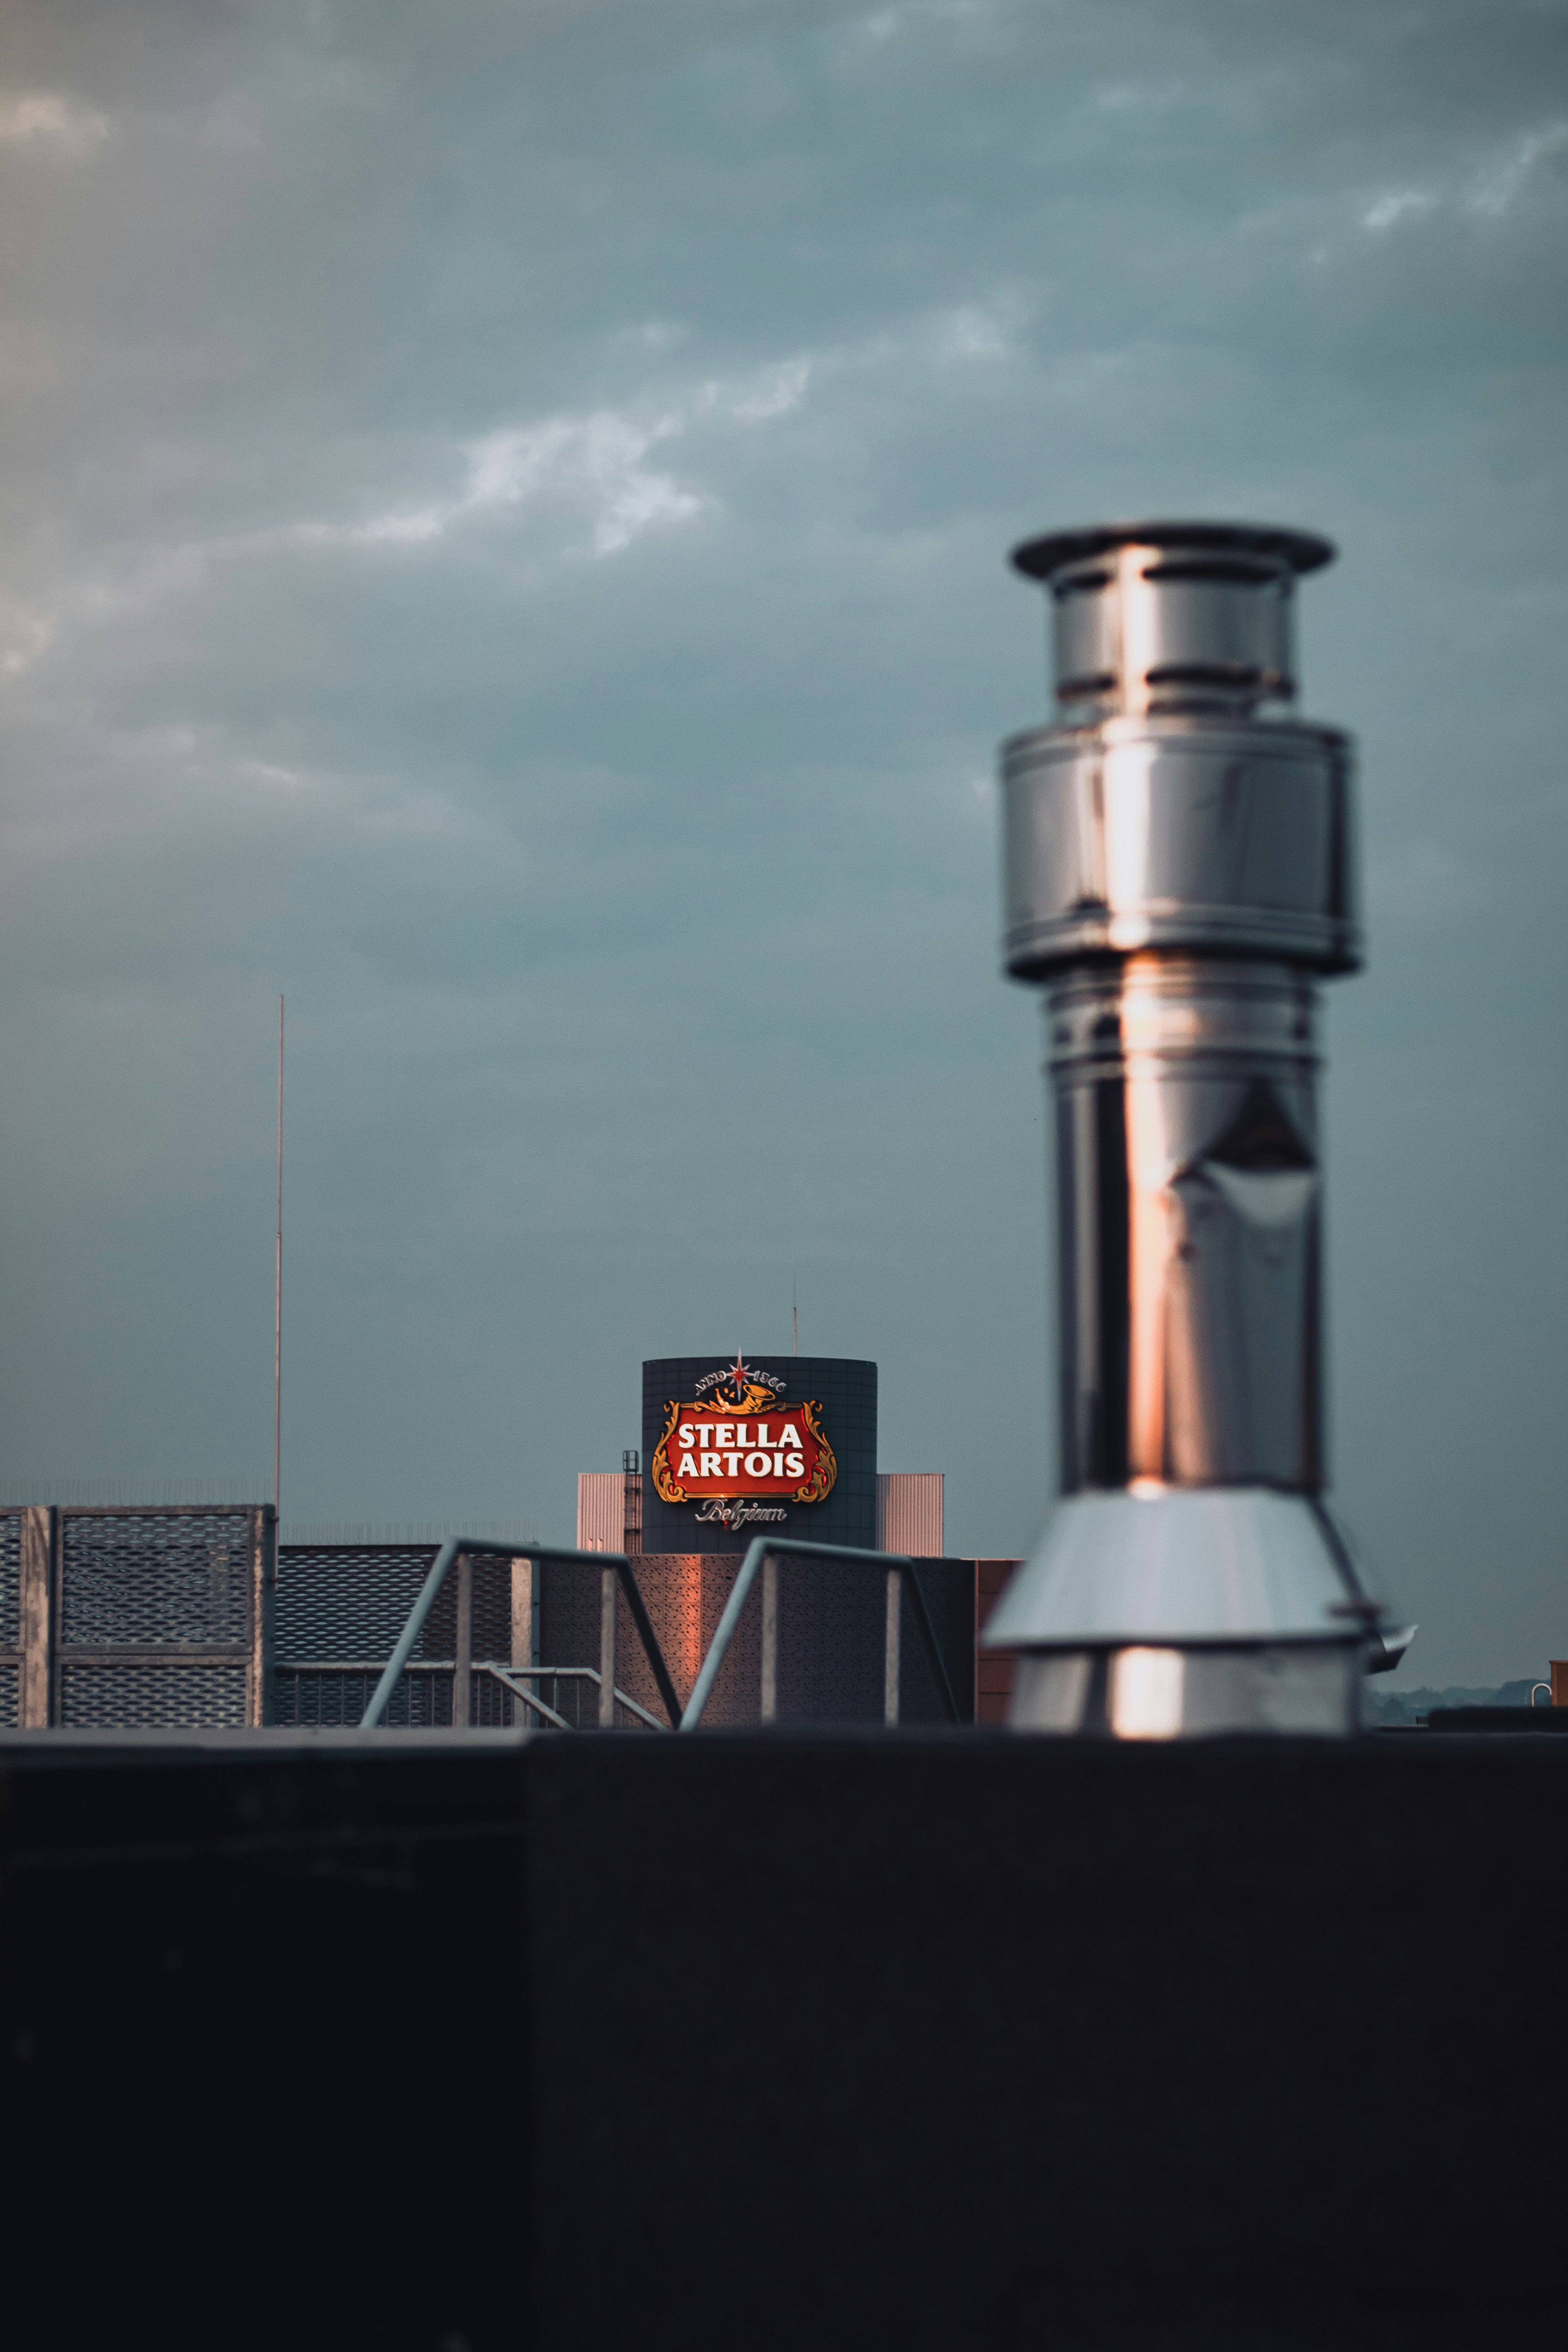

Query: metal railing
277;1660;663;1732
356;1533;963;1733
479;1664;668;1732
680;1538;961;1732
358;1540;681;1731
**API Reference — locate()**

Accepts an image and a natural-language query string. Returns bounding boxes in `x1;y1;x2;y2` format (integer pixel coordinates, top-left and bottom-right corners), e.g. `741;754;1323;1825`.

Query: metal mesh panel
772;1553;883;1725
58;1663;248;1728
276;1547;515;1666
276;1546;432;1662
0;1510;19;1646
424;1556;512;1665
605;1555;754;1725
619;1557;705;1712
271;1669;530;1728
60;1511;252;1646
275;1549;525;1732
273;1668;457;1727
539;1558;606;1684
0;1663;18;1728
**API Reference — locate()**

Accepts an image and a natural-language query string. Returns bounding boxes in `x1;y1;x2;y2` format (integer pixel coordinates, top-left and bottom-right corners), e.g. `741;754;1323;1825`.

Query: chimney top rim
1010;521;1336;582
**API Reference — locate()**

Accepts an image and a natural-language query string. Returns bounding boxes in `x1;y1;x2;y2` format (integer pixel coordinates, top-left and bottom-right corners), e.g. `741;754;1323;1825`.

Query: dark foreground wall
2;1731;1566;2352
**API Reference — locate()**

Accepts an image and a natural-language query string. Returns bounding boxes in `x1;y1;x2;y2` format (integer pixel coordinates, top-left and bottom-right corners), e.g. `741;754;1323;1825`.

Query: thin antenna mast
793;1276;798;1357
274;995;284;1519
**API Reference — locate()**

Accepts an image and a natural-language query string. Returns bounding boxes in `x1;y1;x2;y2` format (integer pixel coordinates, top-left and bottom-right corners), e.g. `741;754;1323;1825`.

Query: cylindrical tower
981;522;1405;1735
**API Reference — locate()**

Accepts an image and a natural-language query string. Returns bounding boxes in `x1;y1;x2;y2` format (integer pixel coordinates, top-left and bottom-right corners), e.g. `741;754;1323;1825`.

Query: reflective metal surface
1002;716;1358;979
986;520;1407;1732
1010;519;1334;719
1009;1639;1362;1739
982;1487;1367;1649
1051;958;1322;1491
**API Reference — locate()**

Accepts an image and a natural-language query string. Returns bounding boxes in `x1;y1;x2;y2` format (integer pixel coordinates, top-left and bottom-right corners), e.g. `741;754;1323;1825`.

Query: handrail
358;1539;682;1730
479;1668;573;1732
680;1538;961;1732
481;1662;669;1735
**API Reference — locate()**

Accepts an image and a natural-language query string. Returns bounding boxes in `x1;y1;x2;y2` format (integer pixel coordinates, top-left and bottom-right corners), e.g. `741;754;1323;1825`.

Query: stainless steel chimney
982;522;1407;1736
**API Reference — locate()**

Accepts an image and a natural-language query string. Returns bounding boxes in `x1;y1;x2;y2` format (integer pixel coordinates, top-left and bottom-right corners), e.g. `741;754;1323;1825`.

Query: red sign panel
651;1368;836;1507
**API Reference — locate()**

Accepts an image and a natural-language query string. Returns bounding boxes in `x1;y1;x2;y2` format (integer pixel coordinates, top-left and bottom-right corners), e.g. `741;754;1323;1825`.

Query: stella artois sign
651;1354;836;1510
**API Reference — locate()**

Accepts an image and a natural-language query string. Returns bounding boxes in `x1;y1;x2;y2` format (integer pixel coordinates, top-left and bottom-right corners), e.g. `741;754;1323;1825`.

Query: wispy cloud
1092;80;1185;116
0;90;108;156
1360;117;1568;236
710;357;812;424
0;600;55;677
0;349;820;674
1470;120;1568;219
469;412;702;555
317;355;815;559
1361;189;1437;234
833;0;995;63
0;294;1036;673
937;302;1019;359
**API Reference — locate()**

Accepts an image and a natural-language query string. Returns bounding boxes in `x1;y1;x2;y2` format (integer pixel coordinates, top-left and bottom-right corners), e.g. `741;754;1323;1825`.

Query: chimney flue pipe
982;522;1407;1736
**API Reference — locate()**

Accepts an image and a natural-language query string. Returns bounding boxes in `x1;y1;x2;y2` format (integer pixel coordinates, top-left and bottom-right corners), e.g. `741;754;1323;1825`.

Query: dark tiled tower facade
640;1356;876;1554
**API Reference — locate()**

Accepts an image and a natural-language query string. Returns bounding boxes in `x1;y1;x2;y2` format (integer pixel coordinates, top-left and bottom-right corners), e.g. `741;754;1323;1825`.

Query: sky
0;0;1564;1685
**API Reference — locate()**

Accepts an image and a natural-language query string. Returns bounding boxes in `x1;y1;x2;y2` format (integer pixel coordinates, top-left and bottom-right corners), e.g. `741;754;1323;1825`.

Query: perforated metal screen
58;1663;249;1729
272;1669;528;1729
54;1507;269;1729
0;1511;19;1647
275;1666;451;1727
61;1511;252;1646
277;1544;434;1661
273;1544;519;1728
0;1511;20;1727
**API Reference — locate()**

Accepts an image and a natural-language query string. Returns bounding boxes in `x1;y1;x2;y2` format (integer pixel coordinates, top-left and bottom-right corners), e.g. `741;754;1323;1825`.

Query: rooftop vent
984;521;1411;1736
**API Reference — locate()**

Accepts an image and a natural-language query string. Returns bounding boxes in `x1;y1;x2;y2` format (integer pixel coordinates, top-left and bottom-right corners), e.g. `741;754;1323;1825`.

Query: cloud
1361;190;1437;233
307;355;817;561
345;410;703;558
837;0;993;56
1470;118;1568;218
1092;80;1185;115
1360;116;1568;236
715;357;812;423
0;600;55;677
0;349;821;669
0;90;108;155
937;303;1018;360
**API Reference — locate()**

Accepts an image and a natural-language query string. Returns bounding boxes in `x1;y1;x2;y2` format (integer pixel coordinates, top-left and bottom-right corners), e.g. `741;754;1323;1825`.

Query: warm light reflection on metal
984;521;1407;1732
1109;1647;1185;1740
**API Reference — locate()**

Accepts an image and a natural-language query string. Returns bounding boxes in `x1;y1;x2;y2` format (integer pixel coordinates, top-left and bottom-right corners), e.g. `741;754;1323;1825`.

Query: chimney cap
1010;519;1336;582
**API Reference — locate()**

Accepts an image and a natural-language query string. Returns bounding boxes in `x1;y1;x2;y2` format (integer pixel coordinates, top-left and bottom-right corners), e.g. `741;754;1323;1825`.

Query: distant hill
1367;1678;1547;1726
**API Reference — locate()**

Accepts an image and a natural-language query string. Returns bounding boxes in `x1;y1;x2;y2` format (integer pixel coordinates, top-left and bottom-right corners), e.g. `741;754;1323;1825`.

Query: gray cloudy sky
1;0;1565;1685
